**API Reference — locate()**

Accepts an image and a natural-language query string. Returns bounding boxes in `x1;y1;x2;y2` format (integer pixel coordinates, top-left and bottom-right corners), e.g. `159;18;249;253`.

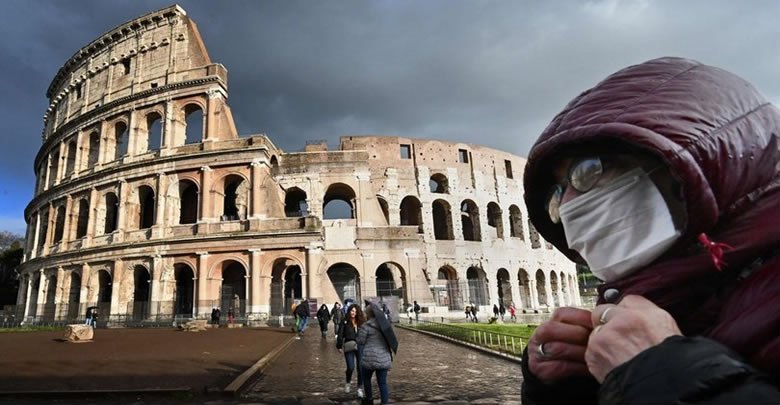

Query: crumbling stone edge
222;334;298;396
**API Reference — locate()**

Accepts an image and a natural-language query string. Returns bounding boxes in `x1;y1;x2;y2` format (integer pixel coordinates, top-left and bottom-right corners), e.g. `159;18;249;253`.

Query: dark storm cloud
1;0;778;233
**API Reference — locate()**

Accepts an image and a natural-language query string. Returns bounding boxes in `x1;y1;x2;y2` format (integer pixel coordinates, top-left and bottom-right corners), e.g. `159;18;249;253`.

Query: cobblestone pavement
242;325;523;404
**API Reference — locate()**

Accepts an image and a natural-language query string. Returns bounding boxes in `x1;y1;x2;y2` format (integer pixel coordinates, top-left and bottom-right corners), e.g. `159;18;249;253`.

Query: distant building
16;5;578;325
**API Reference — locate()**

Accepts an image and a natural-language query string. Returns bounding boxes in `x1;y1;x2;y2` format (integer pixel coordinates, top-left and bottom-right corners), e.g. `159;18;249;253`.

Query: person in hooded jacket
358;305;393;404
331;302;343;337
316;304;331;338
520;57;780;404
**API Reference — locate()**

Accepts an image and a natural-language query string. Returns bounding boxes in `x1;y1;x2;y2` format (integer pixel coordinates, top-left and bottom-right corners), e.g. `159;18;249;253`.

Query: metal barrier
409;319;525;357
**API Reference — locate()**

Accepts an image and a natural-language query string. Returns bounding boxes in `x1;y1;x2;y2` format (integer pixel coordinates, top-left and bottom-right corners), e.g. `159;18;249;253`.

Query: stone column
55;142;66;185
61;196;73;246
98;120;110;165
250;160;262;219
127;109;138;157
249;249;262;315
42;202;54;256
74;131;84;174
163;99;175;149
36;269;46;318
196;252;210;317
199;166;213;223
30;211;41;260
109;259;123;319
115;180;127;242
55;267;66;320
149;255;163;317
84;187;98;247
79;263;91;306
152;173;166;238
44;154;52;191
22;275;33;320
205;89;223;142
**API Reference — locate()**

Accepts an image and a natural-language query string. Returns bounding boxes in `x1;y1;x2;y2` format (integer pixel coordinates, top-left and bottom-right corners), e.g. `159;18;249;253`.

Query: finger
614;294;655;309
531;359;591;382
550;307;594;329
591;304;618;327
534;321;592;346
535;340;587;362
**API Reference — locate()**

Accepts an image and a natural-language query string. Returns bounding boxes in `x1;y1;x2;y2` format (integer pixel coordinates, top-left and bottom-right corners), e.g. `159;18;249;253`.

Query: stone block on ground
64;324;94;342
179;319;208;332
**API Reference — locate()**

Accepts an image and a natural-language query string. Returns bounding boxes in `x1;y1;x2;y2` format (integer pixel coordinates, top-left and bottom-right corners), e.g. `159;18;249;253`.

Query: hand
338;348;342;353
586;295;682;383
528;306;594;384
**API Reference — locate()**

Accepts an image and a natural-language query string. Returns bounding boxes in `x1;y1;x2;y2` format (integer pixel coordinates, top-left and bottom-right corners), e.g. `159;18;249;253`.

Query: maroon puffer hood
524;57;780;337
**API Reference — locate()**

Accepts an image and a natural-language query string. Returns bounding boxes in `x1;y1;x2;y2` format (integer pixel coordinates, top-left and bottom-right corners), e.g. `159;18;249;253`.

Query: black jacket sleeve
600;335;780;405
336;320;345;349
521;346;599;405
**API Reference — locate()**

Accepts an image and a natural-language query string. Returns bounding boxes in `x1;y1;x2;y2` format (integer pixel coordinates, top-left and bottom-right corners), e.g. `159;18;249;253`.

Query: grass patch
409;321;537;356
0;326;63;333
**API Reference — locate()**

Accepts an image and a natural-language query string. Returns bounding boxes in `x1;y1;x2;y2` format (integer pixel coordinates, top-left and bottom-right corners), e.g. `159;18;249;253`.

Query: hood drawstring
698;233;734;271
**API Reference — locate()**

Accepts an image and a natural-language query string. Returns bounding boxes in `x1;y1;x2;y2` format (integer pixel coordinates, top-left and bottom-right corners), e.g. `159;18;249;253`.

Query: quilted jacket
522;57;780;404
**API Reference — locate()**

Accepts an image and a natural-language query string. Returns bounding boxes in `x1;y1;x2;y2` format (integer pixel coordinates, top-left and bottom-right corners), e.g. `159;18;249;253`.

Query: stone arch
431;199;454;240
429;173;449;193
113;120;129;160
65;140;77;175
183;103;204;145
101;192;119;234
535;269;548;308
86;131;101;167
137;185;155;229
284;187;308;217
215;173;249;221
375;262;407;302
167;179;199;225
496;268;512;308
48;149;59;188
487;202;504;239
435;265;462;310
96;269;112;317
460;199;481;241
323;183;356;220
529;218;541;248
42;274;57;321
131;265;151;320
173;263;195;316
518;268;531;311
466;266;489;306
269;256;304;316
28;275;41;319
53;205;66;243
509;205;524;240
75;198;89;239
66;271;81;321
145;111;163;152
399;195;423;233
327;262;361;303
213;260;247;316
376;195;390;225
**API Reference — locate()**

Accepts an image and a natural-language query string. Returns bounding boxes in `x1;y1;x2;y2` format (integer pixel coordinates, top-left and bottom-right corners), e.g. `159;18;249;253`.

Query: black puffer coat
522;57;780;404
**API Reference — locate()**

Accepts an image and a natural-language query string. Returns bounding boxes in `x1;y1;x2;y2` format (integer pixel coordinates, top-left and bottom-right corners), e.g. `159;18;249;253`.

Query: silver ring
537;342;549;358
599;307;613;325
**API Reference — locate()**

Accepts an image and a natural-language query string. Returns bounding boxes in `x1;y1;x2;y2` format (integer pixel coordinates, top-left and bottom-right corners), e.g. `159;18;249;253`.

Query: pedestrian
521;57;780;404
406;303;414;324
412;300;420;322
290;301;299;333
509;304;517;322
84;306;98;328
492;304;499;319
464;305;471;321
214;307;221;325
331;302;343;337
470;304;478;323
499;303;506;321
294;298;310;336
381;303;390;321
316;304;331;338
336;303;365;398
210;307;218;325
358;305;393;405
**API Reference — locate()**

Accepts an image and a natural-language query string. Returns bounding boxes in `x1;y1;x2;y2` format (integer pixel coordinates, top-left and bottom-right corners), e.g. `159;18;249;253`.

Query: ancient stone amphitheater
16;5;578;326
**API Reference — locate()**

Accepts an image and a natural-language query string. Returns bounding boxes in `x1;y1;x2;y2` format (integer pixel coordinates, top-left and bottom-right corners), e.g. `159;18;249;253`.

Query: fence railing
409;319;525;357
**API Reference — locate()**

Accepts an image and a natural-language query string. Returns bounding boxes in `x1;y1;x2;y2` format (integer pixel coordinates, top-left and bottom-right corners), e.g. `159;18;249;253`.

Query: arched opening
114;121;129;160
429;173;449;193
270;156;279;171
460;200;481;241
497;268;512;308
375;262;405;300
43;275;57;321
48;150;59;188
435;266;462;310
529;218;541;248
284;187;308;217
178;180;198;224
28;277;40;319
146;112;163;152
400;196;423;233
103;193;118;234
535;269;548;307
220;261;247;318
53;205;66;243
487;202;504;239
509;205;524;239
270;259;302;316
132;265;151;320
327;263;360;303
75;199;89;238
466;267;488;306
222;175;247;221
183;104;203;145
138;185;155;229
65;141;77;175
37;208;49;251
377;196;390;226
87;131;100;167
174;264;194;316
67;272;81;321
518;268;531;311
432;199;454;240
97;270;112;318
323;183;356;220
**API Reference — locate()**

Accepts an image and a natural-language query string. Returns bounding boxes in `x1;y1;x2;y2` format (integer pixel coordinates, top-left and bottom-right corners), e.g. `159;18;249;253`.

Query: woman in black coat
316;304;331;338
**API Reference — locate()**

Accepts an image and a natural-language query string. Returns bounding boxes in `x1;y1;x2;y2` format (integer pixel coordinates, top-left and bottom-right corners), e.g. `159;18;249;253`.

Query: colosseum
16;5;578;326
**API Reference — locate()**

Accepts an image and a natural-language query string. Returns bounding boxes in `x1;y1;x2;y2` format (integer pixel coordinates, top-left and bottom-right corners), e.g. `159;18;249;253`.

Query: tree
0;237;23;306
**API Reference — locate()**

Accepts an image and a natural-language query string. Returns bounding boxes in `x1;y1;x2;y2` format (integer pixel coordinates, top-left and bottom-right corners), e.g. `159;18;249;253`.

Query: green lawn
409;321;537;356
0;326;63;333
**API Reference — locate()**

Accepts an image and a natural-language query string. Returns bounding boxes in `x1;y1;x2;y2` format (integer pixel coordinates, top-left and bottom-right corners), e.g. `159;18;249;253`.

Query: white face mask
559;168;680;282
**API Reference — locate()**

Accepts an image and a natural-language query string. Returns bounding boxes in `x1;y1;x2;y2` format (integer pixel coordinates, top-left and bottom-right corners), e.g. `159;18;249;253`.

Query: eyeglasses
546;157;606;223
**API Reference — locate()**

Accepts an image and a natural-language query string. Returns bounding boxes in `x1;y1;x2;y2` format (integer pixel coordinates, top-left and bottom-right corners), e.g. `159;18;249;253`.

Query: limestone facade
17;5;578;325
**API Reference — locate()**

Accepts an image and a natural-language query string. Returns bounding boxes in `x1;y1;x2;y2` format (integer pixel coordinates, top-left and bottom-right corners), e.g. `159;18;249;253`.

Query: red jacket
523;57;780;402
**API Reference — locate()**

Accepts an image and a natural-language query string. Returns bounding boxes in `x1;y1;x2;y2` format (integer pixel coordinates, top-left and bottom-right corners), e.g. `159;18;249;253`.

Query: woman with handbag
336;303;365;398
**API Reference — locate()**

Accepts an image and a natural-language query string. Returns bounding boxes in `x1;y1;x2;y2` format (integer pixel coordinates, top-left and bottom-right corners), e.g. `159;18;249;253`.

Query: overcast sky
0;0;778;235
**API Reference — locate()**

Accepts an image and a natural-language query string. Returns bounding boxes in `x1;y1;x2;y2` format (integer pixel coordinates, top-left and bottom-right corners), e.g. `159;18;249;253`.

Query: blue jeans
362;368;389;404
298;316;308;333
344;349;363;385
